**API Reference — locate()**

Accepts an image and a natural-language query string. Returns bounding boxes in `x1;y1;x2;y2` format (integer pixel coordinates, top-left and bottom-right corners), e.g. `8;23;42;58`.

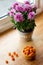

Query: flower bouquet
8;1;37;41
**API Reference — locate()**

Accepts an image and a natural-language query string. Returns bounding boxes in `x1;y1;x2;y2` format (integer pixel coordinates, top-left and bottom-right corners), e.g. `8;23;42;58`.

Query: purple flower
8;12;14;17
11;9;16;13
24;1;30;5
28;12;35;20
14;12;24;22
24;4;32;12
8;9;16;17
11;2;19;9
15;5;24;12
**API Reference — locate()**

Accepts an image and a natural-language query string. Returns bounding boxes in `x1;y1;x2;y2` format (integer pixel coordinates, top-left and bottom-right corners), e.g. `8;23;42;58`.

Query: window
30;0;35;4
0;0;16;19
0;0;35;19
17;0;35;4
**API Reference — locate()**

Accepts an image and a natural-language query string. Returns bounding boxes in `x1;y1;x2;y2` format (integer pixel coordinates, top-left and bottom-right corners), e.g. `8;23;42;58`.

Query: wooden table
0;18;43;65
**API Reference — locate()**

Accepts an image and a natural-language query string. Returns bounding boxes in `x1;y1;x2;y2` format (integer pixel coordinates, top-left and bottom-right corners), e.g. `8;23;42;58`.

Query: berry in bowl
23;46;36;60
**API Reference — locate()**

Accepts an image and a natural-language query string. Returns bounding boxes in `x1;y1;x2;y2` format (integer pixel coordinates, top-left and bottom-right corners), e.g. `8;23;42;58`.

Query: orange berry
26;50;30;55
30;48;33;53
26;48;29;51
12;57;15;61
13;52;16;55
26;51;29;55
5;60;9;64
29;52;34;57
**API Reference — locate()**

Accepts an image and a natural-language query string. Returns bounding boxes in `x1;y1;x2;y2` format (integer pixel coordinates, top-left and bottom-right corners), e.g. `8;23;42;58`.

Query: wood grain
0;12;43;65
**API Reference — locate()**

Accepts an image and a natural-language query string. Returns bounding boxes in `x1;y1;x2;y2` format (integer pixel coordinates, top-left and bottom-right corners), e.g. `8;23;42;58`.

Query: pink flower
28;12;35;20
14;12;24;22
8;12;14;17
24;4;32;12
24;1;30;5
11;2;19;9
11;9;16;13
15;5;24;12
8;9;15;17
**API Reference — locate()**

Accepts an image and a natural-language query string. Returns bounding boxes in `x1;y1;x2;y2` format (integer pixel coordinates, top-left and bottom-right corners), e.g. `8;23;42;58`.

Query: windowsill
0;0;16;19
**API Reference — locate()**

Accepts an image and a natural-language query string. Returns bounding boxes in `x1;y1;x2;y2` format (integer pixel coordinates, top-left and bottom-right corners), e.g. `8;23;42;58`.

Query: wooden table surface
0;13;43;65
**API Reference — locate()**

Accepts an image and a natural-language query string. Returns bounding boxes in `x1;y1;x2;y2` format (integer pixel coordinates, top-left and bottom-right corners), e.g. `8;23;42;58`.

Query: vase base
18;31;33;42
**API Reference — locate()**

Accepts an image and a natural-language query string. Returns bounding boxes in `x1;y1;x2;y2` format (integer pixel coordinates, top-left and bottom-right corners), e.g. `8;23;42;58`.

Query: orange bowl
23;46;36;60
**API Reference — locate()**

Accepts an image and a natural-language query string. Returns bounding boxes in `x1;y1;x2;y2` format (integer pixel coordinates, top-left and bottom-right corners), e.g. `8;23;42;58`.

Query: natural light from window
0;0;35;19
17;0;35;4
